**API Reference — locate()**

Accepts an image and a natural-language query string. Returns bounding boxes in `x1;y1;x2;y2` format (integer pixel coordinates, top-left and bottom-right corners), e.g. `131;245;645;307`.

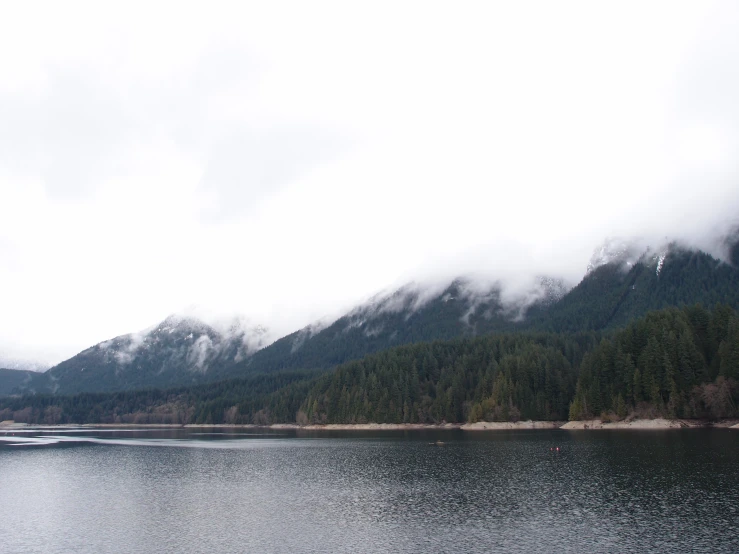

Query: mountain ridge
2;235;738;397
33;314;272;395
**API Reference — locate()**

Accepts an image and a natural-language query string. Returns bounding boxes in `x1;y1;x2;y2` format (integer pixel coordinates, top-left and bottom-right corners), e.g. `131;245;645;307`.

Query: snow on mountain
35;312;276;394
94;313;274;374
281;273;571;354
586;237;680;278
0;356;51;373
655;251;667;276
586;238;646;273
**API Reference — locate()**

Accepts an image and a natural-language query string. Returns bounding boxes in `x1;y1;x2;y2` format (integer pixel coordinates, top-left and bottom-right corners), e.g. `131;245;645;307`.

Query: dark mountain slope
237;278;560;375
235;244;739;378
28;315;270;395
3;239;738;397
4;304;735;426
0;368;51;397
529;245;739;333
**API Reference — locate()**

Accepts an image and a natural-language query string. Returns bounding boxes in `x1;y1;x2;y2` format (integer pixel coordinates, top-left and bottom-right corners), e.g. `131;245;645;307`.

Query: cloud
1;1;739;364
196;126;351;221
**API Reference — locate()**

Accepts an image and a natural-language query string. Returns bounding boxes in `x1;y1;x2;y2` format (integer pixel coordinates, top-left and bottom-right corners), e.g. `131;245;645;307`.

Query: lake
1;427;737;553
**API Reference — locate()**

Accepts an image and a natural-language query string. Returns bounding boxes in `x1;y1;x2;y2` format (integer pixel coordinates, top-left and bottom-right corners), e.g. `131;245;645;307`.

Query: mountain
0;368;51;397
528;242;739;332
4;303;737;426
11;315;272;396
2;236;738;397
0;276;566;396
237;241;739;377
237;276;565;375
0;356;51;373
724;226;739;266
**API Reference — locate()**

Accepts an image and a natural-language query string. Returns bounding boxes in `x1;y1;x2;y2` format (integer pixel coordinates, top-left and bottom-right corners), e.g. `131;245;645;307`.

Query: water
1;427;737;553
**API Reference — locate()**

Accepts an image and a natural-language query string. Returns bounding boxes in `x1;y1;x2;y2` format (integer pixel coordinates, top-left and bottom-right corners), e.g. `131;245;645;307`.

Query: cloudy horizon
2;1;739;367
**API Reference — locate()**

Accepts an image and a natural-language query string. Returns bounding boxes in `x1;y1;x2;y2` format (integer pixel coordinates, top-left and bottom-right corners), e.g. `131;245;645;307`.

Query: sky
1;1;739;367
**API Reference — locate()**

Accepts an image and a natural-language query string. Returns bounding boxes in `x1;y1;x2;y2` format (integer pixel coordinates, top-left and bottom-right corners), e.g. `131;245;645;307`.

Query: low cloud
1;2;739;364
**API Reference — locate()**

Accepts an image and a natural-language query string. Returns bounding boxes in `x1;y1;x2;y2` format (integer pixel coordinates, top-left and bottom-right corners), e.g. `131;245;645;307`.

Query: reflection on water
1;428;737;553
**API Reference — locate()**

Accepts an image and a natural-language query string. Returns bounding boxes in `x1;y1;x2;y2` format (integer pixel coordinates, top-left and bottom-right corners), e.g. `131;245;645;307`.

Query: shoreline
561;418;739;430
3;418;738;431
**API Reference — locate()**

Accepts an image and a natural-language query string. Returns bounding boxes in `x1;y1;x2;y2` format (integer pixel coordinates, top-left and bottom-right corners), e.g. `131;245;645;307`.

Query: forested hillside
0;369;48;397
295;333;595;424
238;280;518;374
528;246;739;332
296;304;738;424
236;245;739;380
569;304;739;420
0;371;317;426
0;316;272;396
2;305;736;425
1;242;737;397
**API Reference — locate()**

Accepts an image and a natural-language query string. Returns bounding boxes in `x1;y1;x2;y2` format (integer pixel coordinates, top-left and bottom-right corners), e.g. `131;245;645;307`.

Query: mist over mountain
237;275;567;376
724;225;739;266
2;233;736;398
1;228;737;398
526;241;739;333
0;368;49;397
244;237;739;375
0;357;51;373
28;315;273;395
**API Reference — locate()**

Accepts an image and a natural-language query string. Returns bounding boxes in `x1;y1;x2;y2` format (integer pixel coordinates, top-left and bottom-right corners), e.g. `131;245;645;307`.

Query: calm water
0;427;737;553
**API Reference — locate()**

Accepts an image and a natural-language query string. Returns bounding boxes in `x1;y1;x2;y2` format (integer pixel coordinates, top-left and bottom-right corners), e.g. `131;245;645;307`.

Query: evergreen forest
1;304;737;425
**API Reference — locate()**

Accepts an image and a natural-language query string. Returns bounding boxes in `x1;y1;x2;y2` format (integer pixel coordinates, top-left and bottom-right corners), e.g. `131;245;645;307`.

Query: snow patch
586;237;645;273
656;253;666;276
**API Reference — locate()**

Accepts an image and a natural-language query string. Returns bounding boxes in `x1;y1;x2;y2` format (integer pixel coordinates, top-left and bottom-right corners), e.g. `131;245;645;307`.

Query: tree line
1;304;737;425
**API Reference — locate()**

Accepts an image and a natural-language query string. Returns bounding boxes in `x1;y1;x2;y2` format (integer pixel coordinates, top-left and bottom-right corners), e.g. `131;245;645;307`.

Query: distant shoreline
3;419;739;431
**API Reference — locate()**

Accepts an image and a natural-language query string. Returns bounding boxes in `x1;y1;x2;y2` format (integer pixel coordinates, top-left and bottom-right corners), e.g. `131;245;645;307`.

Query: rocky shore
560;418;687;430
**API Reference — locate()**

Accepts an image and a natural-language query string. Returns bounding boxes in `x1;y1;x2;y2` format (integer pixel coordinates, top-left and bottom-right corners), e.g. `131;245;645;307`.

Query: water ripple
0;429;737;553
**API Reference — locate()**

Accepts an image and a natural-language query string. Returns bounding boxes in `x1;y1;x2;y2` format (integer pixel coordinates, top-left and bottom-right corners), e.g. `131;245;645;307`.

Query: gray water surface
1;428;737;553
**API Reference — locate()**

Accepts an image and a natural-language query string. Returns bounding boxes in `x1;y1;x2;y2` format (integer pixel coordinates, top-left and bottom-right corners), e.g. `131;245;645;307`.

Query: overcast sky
1;1;739;366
